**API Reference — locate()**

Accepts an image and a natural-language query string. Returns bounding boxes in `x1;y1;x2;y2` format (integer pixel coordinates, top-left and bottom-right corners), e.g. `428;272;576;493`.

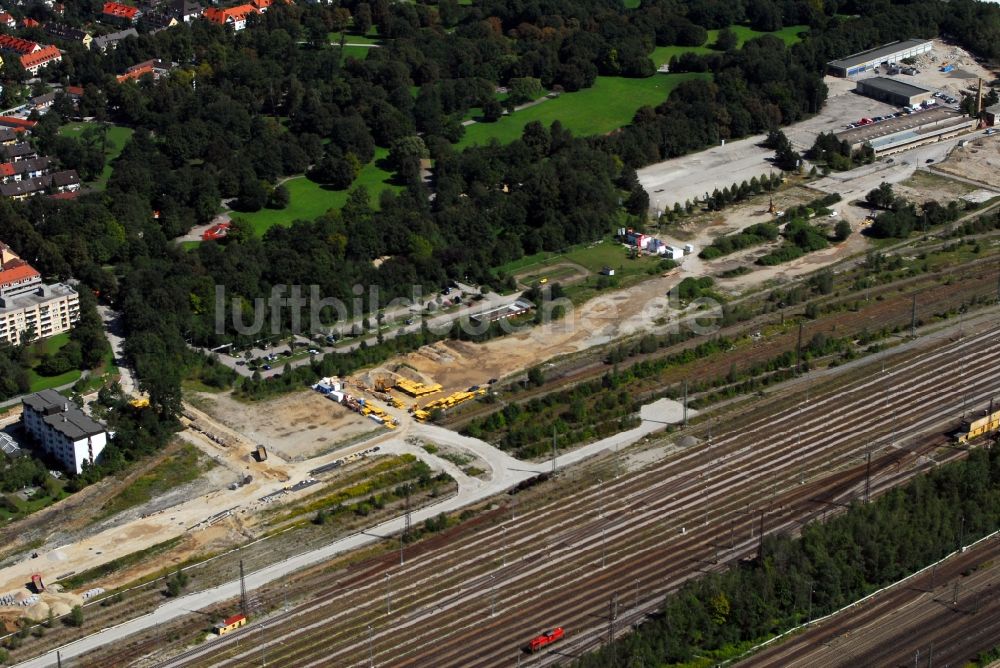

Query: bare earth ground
933;134;1000;189
194;391;375;461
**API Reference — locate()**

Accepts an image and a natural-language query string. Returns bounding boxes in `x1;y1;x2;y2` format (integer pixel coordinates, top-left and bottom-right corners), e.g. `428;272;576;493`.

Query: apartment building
21;389;107;474
0;241;79;345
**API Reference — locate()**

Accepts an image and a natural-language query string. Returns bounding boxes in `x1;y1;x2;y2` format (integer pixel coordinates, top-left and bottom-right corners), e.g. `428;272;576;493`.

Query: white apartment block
0;241;79;345
22;389;108;474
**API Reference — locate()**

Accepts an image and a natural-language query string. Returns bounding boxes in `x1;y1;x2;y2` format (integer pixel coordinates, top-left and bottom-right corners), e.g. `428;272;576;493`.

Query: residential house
29;91;55;110
139;10;177;32
0;243;80;348
202;4;258;31
0;156;51;183
45;23;93;49
102;2;140;25
172;0;202;22
0;117;37;132
19;45;62;75
116;58;171;83
0;142;37;162
0;169;80;199
0;12;15;29
0;35;43;57
20;18;40;29
91;27;137;52
21;389;107;474
0;127;18;145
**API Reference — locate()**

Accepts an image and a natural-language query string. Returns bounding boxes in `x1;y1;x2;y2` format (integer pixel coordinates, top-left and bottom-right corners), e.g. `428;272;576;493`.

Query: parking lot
835;106;961;146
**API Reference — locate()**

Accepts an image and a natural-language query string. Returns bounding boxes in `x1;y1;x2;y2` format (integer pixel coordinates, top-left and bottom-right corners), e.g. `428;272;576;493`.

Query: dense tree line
576;446;1000;667
1;0;999;475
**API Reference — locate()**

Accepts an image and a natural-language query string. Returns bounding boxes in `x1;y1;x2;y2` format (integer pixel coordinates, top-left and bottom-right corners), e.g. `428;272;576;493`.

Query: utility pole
368;624;374;668
601;527;607;569
808;583;814;622
502;525;508;567
385;573;391;615
683;379;688;425
490;575;496;617
795;321;803;374
56;652;61;668
758;511;765;561
551;426;557;474
865;446;872;504
910;293;917;338
240;560;248;619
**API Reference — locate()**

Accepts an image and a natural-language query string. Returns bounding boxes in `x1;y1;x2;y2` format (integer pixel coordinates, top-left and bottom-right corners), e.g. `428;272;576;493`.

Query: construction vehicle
413;409;431;422
31;574;44;593
396;378;443;397
254;445;268;462
129;398;150;409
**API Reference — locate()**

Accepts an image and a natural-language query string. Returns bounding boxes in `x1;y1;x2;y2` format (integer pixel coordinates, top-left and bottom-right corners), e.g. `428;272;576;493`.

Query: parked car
263;364;272;370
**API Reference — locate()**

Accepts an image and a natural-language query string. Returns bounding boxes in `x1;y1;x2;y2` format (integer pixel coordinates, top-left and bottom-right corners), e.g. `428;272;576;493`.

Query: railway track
741;532;1000;668
144;323;1000;668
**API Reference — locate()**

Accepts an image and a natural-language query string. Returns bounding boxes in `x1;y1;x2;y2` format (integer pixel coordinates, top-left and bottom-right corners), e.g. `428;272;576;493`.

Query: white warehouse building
827;38;932;77
22;389;109;474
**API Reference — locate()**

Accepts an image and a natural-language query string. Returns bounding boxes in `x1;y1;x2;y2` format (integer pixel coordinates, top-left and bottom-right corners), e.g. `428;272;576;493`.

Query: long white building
21;389;108;474
0;241;79;345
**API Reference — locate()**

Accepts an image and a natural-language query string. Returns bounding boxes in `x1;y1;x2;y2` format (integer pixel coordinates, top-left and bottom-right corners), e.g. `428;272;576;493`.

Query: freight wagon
956;407;1000;444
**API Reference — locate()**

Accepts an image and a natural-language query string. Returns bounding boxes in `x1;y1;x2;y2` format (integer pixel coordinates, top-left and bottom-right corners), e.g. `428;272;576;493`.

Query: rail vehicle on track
528;627;565;652
955;406;1000;444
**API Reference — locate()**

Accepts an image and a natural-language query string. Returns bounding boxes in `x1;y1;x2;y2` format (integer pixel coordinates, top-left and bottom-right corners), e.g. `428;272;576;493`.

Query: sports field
457;72;708;148
237;148;400;235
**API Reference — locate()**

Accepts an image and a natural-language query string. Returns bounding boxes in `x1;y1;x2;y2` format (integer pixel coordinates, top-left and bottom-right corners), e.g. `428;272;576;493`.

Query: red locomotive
528;627;564;652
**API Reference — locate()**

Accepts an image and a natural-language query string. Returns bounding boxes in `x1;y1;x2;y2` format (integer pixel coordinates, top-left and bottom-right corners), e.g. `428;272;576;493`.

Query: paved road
10;401;683;668
97;305;135;396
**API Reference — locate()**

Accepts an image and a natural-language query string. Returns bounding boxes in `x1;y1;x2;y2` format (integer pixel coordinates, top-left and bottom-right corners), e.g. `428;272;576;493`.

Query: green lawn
457;72;708;148
651;25;808;67
339;44;373;62
563;241;659;274
26;334;81;392
237;148;401;235
327;32;380;44
58;122;133;190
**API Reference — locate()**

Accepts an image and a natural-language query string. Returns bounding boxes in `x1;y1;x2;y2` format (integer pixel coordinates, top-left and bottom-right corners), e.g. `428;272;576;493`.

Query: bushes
699;223;779;259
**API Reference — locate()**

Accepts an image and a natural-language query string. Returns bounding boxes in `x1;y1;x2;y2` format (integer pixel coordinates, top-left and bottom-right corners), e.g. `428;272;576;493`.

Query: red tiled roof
21;18;40;27
66;85;84;96
0;261;41;288
117;63;153;82
0;35;41;55
103;2;139;19
0;12;14;25
0;117;37;129
222;614;245;626
48;191;78;200
203;4;257;24
20;45;61;71
0;163;14;177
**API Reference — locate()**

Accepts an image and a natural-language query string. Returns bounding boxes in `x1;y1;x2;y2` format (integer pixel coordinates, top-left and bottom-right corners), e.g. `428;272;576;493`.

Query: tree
866;182;896;210
267;184;290;209
482;98;503;122
354;3;372;34
67;605;84;627
715;28;738;51
508;77;543;106
834;220;851;241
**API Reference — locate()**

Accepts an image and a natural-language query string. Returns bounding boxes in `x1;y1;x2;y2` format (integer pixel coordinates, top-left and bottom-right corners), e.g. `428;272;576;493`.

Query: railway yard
741;533;1000;668
59;313;1000;668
